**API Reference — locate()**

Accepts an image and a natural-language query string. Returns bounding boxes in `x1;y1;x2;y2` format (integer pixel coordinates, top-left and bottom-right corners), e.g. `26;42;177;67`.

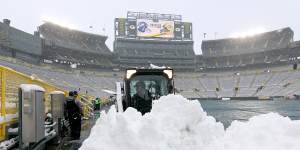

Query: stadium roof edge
0;21;39;37
39;22;108;40
201;27;293;42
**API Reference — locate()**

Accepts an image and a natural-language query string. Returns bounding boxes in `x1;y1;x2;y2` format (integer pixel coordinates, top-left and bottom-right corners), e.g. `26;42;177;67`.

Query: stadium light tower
214;32;217;39
102;28;106;35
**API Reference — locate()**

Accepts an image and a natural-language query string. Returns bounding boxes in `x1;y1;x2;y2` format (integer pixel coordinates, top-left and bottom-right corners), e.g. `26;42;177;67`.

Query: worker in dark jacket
65;91;82;140
132;82;152;115
95;97;101;110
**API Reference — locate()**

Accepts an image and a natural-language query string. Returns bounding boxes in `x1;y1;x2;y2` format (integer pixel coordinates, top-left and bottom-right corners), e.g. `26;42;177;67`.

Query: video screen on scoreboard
136;19;174;38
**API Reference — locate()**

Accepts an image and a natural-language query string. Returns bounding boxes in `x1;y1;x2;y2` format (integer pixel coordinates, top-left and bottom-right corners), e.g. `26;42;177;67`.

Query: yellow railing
0;65;67;141
79;94;94;119
0;65;96;141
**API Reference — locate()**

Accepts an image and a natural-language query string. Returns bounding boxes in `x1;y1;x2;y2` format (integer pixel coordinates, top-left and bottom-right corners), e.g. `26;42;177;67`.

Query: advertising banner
137;19;174;38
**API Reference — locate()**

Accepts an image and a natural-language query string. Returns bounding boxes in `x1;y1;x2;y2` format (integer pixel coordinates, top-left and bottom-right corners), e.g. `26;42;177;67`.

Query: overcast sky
1;0;299;54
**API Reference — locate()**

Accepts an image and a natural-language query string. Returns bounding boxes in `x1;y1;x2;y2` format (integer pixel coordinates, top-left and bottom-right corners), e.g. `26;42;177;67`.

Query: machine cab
122;68;174;114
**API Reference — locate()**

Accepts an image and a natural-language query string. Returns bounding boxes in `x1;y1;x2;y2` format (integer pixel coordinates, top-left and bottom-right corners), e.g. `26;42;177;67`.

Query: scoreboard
115;12;193;41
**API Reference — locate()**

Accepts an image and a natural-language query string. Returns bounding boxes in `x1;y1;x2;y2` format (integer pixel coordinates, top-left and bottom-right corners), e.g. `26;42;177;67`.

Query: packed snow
5;102;17;109
0;113;18;124
20;84;45;92
80;95;300;150
50;91;65;95
150;64;166;69
0;137;18;150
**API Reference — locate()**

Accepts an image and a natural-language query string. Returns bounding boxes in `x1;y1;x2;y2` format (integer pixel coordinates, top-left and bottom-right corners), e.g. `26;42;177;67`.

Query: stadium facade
0;16;300;73
1;16;300;99
0;19;42;63
201;27;294;57
38;22;114;69
197;28;300;72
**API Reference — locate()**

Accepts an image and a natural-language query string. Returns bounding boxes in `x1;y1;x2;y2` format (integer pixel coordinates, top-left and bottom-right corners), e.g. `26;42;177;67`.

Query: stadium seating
39;22;111;54
114;39;195;71
2;57;300;99
38;22;114;69
197;44;300;70
0;58;116;96
176;65;300;98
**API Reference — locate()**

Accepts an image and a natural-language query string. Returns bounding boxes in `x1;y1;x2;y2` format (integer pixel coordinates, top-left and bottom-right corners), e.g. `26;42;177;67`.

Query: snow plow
115;68;175;114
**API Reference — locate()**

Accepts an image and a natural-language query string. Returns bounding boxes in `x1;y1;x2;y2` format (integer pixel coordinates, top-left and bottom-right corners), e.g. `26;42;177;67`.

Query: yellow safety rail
79;94;94;119
0;65;67;141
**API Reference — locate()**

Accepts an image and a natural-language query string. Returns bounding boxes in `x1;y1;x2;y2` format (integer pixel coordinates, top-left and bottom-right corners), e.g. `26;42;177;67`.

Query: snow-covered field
80;95;300;150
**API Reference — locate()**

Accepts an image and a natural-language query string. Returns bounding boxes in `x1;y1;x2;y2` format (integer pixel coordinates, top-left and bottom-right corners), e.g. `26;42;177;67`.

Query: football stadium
1;12;300;100
0;10;300;149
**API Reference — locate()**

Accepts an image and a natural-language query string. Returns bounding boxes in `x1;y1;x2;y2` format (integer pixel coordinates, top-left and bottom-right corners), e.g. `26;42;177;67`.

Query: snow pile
222;113;300;150
150;64;166;69
0;137;18;150
8;128;18;133
20;84;45;92
80;95;300;150
0;113;18;124
50;91;65;95
5;102;17;109
81;95;224;150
